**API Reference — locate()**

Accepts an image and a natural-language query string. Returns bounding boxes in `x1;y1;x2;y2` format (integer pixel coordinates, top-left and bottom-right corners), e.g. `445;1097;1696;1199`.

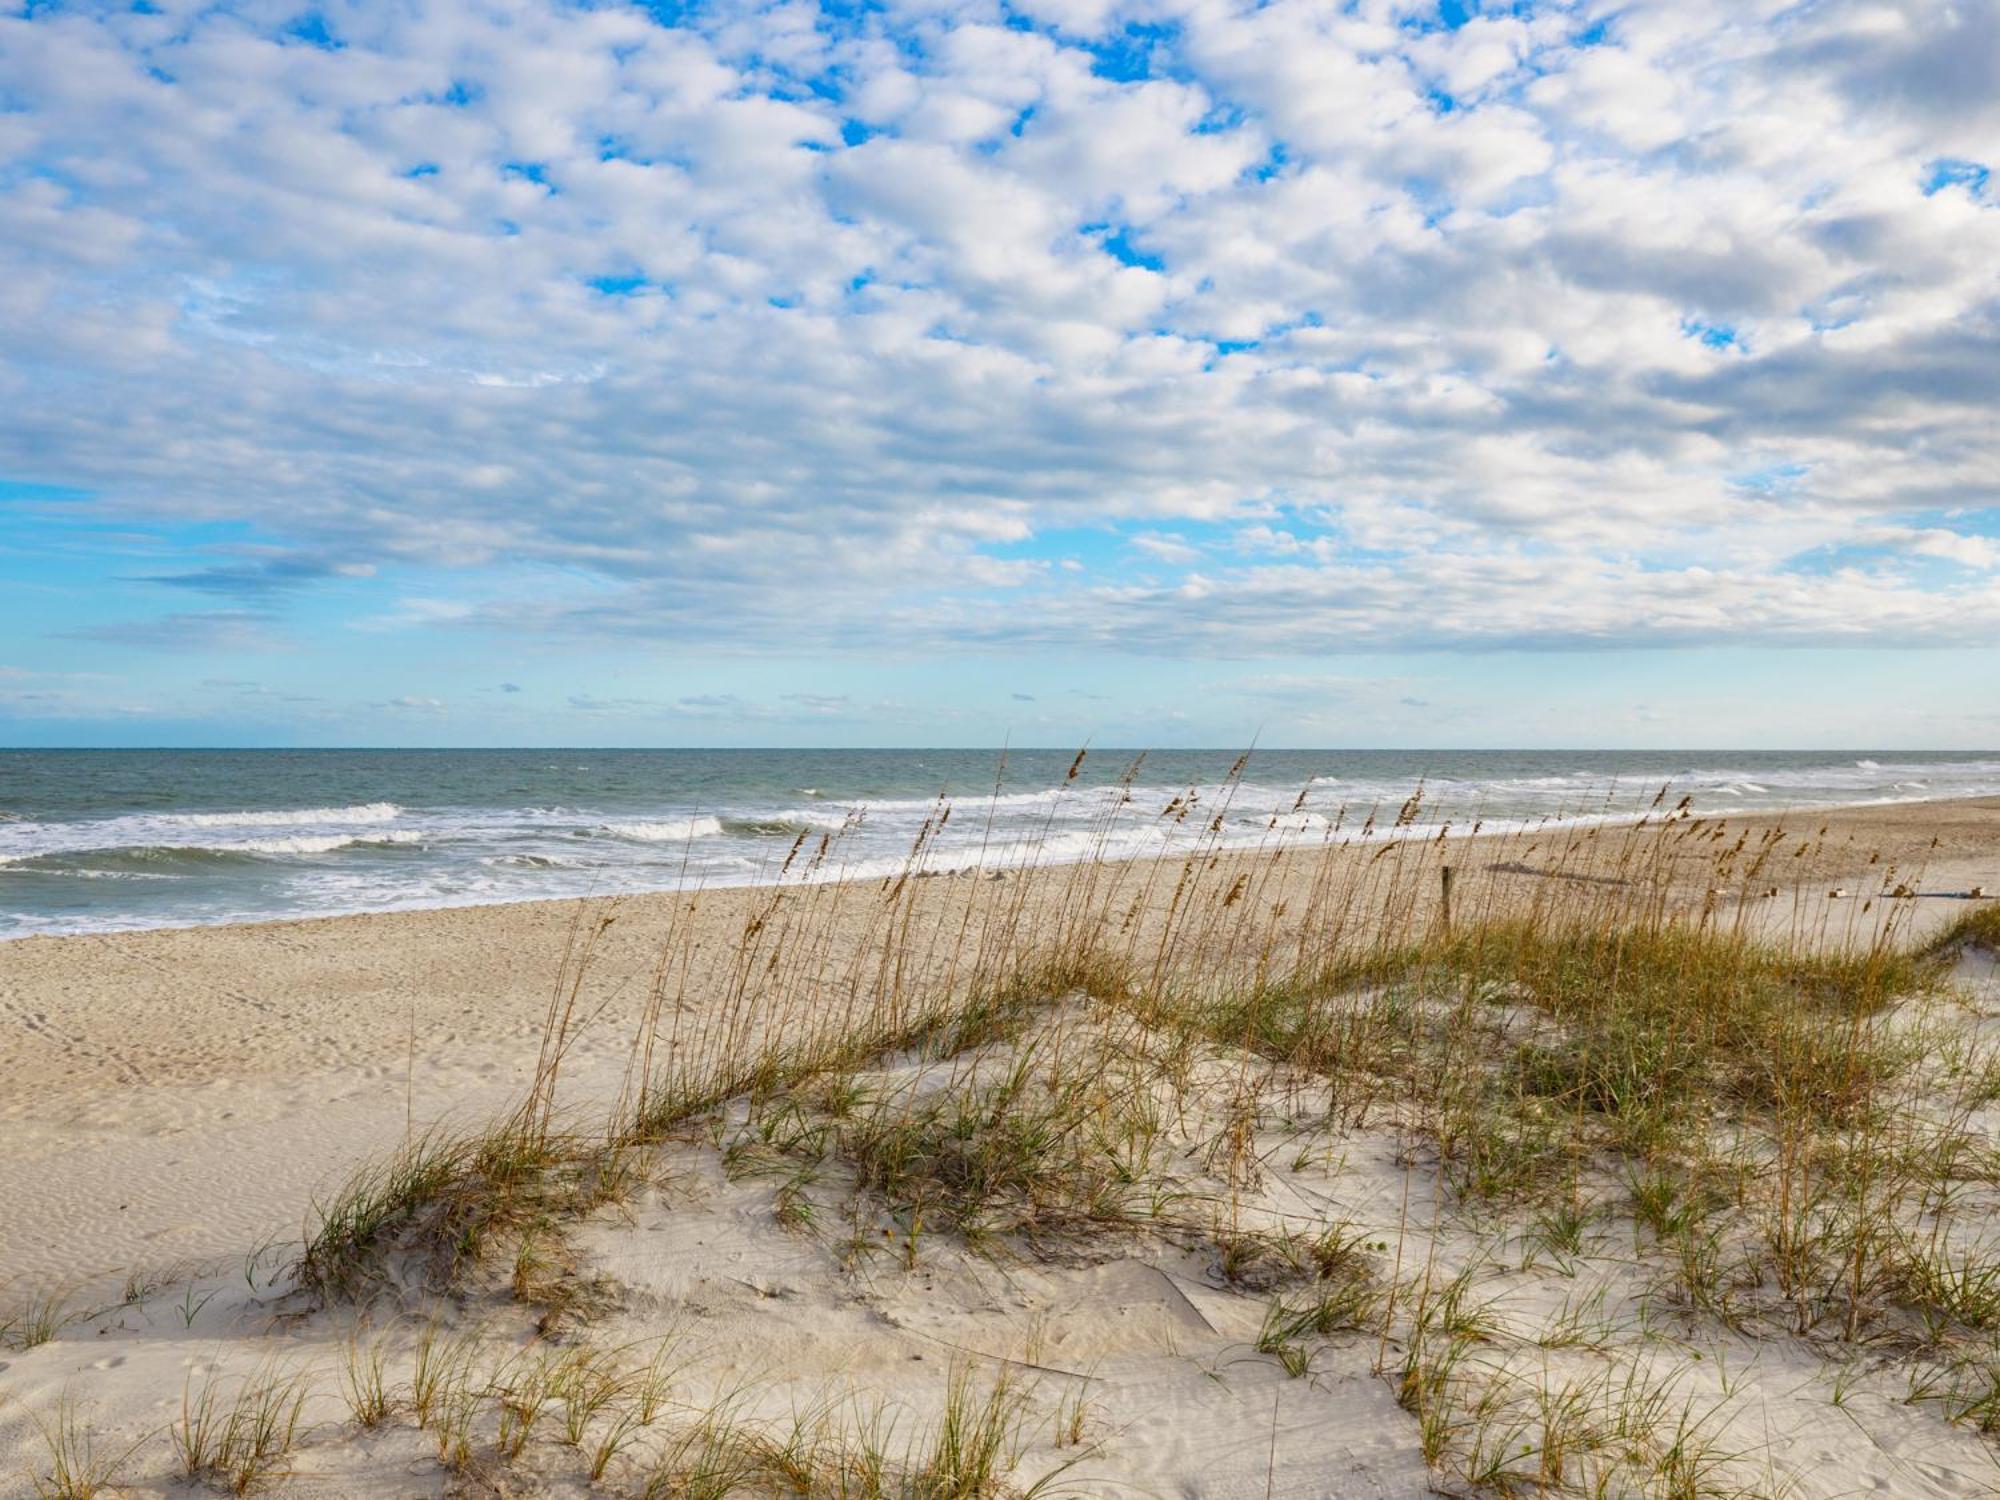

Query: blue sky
1;0;1996;747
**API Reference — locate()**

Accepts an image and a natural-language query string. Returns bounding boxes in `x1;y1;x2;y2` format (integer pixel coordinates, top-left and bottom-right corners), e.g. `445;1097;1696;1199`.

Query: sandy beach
3;794;1998;1497
5;795;1994;1278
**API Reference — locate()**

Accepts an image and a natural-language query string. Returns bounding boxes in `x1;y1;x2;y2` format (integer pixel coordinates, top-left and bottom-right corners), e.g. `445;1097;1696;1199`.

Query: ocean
1;748;1995;940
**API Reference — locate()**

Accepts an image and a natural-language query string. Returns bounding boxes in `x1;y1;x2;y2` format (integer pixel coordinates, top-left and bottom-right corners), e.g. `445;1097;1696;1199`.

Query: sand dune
3;797;1998;1497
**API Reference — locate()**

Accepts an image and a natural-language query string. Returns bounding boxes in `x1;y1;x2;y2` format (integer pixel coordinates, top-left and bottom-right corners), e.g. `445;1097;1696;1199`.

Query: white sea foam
14;753;2000;941
0;824;424;863
762;807;857;833
153;802;402;828
0;802;407;861
94;831;418;860
598;816;725;843
485;852;583;869
228;831;424;856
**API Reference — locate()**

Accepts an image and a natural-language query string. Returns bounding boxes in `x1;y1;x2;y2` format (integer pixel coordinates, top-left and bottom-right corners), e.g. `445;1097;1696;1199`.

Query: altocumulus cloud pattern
1;0;1996;653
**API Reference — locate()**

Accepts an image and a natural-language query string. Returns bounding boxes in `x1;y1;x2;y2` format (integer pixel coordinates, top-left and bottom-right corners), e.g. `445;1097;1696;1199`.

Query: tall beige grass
261;755;2000;1495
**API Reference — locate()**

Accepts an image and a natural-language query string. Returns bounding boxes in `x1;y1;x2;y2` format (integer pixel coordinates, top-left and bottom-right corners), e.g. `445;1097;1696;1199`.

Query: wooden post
1441;865;1455;933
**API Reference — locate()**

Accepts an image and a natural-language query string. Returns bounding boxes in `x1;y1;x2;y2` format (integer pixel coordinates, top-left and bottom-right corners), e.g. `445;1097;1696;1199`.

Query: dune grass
0;1286;83;1352
172;1363;312;1495
1927;901;2000;957
24;1398;136;1500
16;757;1966;1496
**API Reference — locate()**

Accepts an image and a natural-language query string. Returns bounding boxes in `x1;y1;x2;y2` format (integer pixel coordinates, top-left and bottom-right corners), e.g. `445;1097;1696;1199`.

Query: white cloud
1898;528;2000;569
1129;531;1202;564
0;0;1993;661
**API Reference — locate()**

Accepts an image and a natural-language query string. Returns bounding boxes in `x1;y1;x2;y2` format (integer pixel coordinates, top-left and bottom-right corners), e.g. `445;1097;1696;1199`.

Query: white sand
3;797;1998;1497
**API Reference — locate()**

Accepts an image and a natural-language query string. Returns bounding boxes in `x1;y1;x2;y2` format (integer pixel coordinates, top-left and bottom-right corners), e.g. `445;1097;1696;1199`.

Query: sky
0;0;1996;749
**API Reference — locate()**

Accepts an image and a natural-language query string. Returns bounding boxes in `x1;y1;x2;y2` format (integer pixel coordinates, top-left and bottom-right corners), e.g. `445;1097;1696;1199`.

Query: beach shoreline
3;791;1999;1498
7;747;1999;943
5;780;1998;948
3;792;1996;1284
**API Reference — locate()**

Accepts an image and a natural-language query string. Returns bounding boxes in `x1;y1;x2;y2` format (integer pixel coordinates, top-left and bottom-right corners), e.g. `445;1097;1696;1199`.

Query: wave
148;801;402;829
0;802;407;861
834;786;1093;816
5;866;178;882
231;831;423;856
13;753;2000;941
724;808;857;837
0;831;424;869
596;816;725;843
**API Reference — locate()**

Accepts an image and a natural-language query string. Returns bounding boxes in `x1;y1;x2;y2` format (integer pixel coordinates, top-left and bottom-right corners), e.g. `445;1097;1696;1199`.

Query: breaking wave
149;802;402;829
596;816;725;843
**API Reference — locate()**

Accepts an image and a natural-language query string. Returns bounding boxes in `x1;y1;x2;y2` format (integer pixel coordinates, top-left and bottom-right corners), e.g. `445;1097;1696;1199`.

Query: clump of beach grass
336;1327;393;1428
1927;902;2000;959
271;752;2000;1494
172;1363;313;1495
0;1285;83;1352
23;1398;135;1500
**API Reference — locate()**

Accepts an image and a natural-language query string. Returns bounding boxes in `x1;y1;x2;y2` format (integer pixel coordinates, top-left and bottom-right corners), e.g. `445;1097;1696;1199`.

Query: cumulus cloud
0;0;1994;659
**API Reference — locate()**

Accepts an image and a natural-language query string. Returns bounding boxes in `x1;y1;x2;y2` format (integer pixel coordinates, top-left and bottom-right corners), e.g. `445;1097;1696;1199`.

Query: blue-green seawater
2;749;1995;939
